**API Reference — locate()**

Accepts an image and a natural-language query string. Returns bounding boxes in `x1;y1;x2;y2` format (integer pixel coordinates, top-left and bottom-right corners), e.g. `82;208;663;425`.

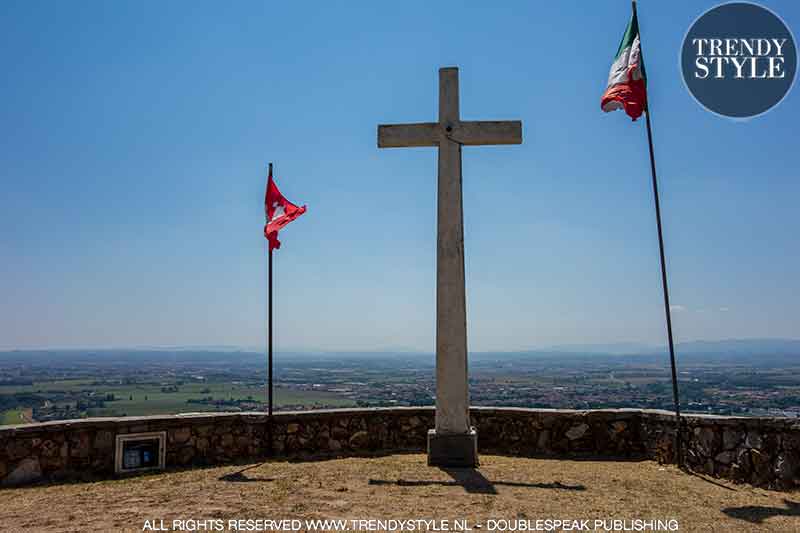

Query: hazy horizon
2;337;800;356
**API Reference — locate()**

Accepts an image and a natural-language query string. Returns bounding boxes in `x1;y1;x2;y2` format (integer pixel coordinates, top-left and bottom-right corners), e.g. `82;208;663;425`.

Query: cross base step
427;428;479;468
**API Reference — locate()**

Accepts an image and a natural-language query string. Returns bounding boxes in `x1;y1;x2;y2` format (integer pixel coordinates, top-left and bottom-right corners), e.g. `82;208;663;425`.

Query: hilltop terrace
0;407;798;532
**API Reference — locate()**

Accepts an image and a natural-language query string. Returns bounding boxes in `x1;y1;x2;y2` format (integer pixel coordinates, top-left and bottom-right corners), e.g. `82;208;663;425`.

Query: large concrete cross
377;67;522;467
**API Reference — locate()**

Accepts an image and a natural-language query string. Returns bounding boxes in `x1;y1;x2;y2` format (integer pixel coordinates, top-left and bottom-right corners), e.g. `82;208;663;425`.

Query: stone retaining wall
641;411;800;489
0;408;797;490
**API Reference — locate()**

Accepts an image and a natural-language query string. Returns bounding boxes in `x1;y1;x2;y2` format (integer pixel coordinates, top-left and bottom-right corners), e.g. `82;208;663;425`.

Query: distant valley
1;339;799;425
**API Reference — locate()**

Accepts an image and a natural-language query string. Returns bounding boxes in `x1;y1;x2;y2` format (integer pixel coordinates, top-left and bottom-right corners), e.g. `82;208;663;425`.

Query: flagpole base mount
427;428;478;468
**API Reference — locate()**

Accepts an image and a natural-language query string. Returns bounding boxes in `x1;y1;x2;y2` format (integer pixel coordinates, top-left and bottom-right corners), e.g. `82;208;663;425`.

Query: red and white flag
264;167;306;251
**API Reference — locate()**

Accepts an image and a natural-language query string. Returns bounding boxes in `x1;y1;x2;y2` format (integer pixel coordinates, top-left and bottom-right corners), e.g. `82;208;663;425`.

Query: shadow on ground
218;464;275;483
722;499;800;524
369;467;586;495
685;470;737;491
479;451;648;463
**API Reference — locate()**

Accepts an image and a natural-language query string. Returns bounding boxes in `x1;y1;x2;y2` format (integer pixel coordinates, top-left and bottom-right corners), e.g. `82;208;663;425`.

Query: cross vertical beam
435;68;470;436
377;67;522;467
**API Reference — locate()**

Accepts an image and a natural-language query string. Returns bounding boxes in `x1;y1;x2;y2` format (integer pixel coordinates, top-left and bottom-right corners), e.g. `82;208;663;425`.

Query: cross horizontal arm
377;123;438;148
452;120;522;146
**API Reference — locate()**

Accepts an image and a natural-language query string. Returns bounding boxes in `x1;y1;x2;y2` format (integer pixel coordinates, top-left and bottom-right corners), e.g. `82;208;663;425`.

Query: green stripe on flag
613;10;646;84
614;11;638;59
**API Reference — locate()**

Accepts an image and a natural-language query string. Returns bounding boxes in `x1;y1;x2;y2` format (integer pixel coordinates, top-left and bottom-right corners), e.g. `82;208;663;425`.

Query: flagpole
634;0;682;468
267;162;274;456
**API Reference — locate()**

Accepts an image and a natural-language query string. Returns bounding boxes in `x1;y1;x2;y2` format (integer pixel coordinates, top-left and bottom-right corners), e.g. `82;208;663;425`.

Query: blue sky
0;1;797;352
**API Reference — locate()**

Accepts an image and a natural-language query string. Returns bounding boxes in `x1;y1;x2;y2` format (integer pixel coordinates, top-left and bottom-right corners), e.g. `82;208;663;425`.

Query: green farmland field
0;379;96;394
88;383;354;417
0;379;355;418
1;409;23;425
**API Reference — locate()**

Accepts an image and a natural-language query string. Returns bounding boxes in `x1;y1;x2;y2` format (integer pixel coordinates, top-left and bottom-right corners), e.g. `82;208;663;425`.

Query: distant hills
670;338;800;356
518;338;800;366
541;338;799;355
1;338;798;366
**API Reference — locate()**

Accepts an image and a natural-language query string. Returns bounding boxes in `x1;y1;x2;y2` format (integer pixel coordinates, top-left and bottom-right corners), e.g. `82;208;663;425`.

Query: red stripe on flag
601;66;647;121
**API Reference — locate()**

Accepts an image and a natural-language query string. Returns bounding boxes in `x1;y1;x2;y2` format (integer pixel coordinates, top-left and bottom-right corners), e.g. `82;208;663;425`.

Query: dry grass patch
0;454;797;533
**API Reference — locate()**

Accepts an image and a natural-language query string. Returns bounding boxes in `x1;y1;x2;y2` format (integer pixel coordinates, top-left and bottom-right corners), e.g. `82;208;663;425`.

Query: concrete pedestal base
427;428;478;467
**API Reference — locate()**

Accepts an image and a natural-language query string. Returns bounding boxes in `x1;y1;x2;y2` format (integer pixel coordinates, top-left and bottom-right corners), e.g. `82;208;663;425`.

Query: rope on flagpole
634;0;683;468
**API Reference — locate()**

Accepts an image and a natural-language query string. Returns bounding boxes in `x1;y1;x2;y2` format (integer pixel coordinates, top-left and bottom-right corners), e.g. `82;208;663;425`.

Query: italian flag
601;7;647;121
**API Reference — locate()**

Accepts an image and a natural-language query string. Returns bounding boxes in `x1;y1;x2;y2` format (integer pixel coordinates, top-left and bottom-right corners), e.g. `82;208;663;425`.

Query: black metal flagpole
267;162;274;456
634;0;682;467
645;108;683;467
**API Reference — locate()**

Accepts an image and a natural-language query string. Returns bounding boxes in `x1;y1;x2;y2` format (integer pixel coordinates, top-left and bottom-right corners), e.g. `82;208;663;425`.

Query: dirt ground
0;454;797;533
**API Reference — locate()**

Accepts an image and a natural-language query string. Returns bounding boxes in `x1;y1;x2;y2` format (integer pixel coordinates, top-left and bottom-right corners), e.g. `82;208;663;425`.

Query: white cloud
670;305;686;312
719;307;730;312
